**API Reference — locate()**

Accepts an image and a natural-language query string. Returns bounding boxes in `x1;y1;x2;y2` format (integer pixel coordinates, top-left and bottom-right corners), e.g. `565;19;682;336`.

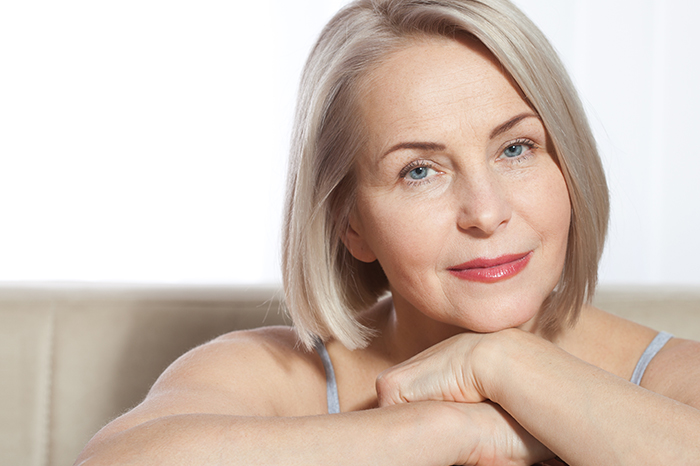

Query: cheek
528;169;571;262
517;164;570;232
548;174;571;243
357;194;451;278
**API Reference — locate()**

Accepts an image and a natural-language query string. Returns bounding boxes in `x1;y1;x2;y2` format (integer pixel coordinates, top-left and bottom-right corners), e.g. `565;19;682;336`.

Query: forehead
356;35;533;156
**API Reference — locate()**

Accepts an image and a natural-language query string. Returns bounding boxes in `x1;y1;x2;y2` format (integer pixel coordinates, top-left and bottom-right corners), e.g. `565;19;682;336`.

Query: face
343;36;571;337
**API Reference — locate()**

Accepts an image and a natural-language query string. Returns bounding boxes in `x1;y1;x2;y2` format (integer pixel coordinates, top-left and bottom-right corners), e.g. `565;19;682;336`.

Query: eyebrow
381;141;446;160
489;112;541;139
379;112;541;160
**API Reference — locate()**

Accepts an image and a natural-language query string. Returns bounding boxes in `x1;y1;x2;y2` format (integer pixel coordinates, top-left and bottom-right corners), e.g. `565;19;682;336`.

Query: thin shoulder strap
630;331;673;386
313;338;341;414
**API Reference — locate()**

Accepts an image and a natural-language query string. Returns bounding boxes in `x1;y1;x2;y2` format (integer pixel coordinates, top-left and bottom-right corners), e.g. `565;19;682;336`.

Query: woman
76;0;700;464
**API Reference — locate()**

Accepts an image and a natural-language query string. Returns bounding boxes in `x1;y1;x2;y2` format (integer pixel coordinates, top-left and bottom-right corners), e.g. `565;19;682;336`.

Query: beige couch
2;283;699;466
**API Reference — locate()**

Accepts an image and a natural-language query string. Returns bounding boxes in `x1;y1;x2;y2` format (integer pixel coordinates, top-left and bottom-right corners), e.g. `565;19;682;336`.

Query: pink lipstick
448;251;532;283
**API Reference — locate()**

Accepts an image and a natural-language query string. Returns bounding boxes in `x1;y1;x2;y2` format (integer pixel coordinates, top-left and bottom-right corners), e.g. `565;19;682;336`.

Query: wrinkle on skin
346;35;571;357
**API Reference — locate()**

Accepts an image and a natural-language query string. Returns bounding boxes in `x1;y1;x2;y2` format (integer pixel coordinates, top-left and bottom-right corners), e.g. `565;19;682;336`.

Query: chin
448;298;543;334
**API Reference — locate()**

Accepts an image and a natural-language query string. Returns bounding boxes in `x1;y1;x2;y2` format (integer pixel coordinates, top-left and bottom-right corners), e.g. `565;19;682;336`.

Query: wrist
426;401;482;464
472;328;531;404
383;401;478;465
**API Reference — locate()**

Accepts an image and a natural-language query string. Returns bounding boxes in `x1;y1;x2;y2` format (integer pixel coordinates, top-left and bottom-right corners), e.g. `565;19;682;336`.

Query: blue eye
503;144;525;158
408;166;431;180
400;162;439;183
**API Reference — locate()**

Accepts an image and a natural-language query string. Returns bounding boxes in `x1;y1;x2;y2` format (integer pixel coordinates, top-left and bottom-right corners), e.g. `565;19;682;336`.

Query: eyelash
398;160;438;186
500;138;537;164
397;138;537;185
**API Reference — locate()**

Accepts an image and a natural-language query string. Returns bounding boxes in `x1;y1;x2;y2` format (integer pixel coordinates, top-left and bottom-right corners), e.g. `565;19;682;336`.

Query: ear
341;215;377;263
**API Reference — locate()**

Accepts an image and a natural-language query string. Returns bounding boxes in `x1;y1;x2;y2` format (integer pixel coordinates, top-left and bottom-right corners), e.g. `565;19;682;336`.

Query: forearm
483;329;700;465
76;402;466;466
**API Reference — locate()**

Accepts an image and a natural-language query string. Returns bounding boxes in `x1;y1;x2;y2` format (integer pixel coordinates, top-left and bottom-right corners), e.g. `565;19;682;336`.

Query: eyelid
505;138;536;148
398;159;436;179
499;138;537;157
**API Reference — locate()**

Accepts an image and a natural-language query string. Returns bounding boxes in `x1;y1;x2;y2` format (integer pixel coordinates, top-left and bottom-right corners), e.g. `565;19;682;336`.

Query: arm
75;328;548;466
377;328;700;465
483;330;700;464
76;402;469;466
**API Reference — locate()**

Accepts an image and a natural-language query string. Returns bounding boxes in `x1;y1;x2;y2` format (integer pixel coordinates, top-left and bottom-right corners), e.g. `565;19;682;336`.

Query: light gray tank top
314;331;673;414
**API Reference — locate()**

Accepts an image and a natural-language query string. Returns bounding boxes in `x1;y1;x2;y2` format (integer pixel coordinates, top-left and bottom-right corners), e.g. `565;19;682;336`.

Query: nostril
454;185;512;235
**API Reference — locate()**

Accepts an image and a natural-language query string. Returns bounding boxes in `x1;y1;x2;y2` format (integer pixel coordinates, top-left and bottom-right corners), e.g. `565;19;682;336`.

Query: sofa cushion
1;284;698;466
0;284;286;466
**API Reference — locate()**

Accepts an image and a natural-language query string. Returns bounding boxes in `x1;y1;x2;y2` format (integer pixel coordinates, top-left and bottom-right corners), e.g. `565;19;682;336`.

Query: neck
374;295;466;364
374;293;582;365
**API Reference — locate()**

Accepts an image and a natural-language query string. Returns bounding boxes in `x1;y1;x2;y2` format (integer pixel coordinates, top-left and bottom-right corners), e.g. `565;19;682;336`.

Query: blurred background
1;0;698;287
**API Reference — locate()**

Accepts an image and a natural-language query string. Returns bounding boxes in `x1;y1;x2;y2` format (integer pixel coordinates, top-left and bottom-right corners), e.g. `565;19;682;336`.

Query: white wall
516;0;700;285
0;0;698;286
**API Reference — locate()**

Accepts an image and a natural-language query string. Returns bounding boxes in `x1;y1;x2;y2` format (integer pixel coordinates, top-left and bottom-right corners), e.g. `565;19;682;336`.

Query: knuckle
376;369;413;405
376;370;397;393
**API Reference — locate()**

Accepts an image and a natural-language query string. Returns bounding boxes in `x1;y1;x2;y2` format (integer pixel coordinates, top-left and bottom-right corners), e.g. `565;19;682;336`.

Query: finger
375;367;410;407
376;362;469;407
376;364;445;406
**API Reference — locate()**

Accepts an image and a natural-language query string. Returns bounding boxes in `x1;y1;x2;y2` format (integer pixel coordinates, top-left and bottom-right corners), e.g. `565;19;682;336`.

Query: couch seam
39;300;56;466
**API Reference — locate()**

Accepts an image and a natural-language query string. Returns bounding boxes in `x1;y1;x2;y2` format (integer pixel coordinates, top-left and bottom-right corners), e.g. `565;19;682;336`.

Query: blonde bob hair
282;0;609;350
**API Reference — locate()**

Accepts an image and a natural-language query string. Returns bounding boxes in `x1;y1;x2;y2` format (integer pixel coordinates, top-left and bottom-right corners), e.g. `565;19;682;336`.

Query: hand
377;331;553;465
376;332;491;407
444;401;553;466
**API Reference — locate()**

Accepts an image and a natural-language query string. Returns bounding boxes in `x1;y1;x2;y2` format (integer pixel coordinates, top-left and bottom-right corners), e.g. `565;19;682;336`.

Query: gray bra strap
313;338;341;414
314;330;672;412
630;331;673;386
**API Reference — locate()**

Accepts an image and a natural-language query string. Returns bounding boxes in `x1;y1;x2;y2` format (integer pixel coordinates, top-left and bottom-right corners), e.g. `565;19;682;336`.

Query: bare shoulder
581;306;700;407
93;326;327;440
151;325;327;415
567;305;658;378
641;336;700;407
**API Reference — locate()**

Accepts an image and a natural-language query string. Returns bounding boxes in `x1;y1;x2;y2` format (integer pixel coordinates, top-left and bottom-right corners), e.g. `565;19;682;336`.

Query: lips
448;251;532;283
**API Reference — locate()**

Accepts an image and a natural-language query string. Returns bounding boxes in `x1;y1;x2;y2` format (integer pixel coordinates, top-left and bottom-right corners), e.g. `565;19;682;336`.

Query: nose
454;171;512;237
